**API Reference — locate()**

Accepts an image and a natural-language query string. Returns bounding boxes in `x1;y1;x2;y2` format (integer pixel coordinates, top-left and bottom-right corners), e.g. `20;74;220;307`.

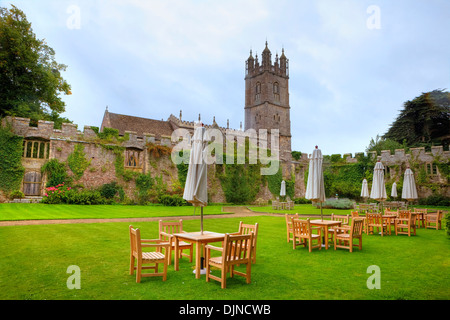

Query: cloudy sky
3;0;449;156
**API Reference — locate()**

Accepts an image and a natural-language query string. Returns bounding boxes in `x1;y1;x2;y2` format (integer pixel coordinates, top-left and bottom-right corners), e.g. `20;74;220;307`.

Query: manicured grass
249;204;345;215
0;203;229;221
0;214;449;300
249;204;450;216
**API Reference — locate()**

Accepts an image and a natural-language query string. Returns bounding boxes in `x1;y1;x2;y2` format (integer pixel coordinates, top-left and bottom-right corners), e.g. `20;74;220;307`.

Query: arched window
273;82;280;101
255;82;261;102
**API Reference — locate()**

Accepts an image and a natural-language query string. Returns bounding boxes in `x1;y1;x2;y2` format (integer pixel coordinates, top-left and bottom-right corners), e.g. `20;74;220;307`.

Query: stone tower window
273;82;280;101
255;82;261;102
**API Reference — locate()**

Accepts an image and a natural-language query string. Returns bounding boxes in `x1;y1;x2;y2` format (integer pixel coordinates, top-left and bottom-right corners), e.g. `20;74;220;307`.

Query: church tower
244;42;292;160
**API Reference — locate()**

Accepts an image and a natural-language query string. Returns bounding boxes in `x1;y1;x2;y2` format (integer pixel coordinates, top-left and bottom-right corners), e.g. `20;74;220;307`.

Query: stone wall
1;116;448;203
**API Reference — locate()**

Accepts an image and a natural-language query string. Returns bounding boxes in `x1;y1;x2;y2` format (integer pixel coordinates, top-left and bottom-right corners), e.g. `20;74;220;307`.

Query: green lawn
0;206;449;300
249;204;450;216
0;203;229;221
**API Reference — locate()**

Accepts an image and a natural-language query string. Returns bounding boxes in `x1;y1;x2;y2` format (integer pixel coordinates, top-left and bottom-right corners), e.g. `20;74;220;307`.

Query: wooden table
173;231;225;279
310;220;342;250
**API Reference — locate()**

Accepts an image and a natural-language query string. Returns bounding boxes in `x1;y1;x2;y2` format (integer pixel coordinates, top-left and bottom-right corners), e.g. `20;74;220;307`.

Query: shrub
314;198;355;209
418;195;450;206
9;190;24;199
294;197;312;204
159;194;187;206
99;181;122;199
41;183;71;204
64;189;105;205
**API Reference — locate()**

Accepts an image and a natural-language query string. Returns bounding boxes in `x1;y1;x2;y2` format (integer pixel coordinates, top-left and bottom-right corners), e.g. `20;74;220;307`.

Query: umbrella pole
201;207;203;235
320;202;323;221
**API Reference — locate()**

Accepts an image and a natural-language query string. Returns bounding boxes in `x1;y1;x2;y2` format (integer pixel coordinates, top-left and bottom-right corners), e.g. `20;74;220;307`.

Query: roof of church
102;111;174;138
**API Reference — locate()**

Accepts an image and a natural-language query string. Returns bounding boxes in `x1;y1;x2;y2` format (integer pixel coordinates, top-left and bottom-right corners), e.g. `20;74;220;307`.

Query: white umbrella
402;167;418;208
280;180;286;198
183;123;208;234
370;161;387;212
361;179;369;200
305;146;326;221
391;182;398;198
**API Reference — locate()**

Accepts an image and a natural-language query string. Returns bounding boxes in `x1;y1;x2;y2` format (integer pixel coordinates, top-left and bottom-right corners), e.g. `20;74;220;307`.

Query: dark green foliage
159;194;187;206
99;182;122;199
0;5;71;126
366;135;406;155
64;189;105;205
177;161;189;188
418;195;450;206
135;173;154;204
383;89;450;149
291;151;302;161
41;158;70;187
0;125;25;193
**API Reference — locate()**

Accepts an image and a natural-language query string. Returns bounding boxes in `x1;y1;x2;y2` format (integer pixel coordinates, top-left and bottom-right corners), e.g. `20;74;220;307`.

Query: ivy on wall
41;158;70;187
0;125;25;193
67;144;91;180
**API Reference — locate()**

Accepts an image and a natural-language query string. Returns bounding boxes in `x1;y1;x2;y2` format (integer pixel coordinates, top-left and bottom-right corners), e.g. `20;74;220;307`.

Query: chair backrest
237;221;259;246
291;218;311;236
159;219;184;242
399;209;411;215
331;214;349;225
223;233;253;264
351;218;364;236
285;213;299;225
351;211;359;218
129;225;142;258
366;213;382;224
384;209;398;216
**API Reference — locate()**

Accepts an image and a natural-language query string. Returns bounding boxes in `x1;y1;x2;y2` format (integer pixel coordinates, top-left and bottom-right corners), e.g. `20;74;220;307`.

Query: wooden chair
159;220;193;265
327;214;350;243
352;211;367;233
285;213;299;243
366;213;388;236
334;218;364;252
425;211;443;230
230;221;259;263
394;211;417;237
205;233;253;289
291;218;322;252
272;200;281;210
413;208;427;228
129;225;170;283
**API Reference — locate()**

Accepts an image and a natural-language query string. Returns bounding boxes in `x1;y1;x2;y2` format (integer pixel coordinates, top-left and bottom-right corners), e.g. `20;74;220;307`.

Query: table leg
324;226;329;249
195;241;201;279
174;236;179;271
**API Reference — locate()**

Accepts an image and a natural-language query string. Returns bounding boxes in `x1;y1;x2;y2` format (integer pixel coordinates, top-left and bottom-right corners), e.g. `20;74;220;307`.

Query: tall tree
0;5;71;126
383;89;450;148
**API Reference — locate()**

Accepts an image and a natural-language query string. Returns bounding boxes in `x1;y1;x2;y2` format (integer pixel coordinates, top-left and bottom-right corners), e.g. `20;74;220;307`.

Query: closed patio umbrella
280;180;286;198
361;179;369;201
391;182;398;199
305;146;326;221
183;123;208;234
370;161;387;212
402;166;418;209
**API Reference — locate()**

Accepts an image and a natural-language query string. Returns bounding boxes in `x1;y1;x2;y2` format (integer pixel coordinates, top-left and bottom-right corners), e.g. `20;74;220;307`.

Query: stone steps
10;196;43;203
